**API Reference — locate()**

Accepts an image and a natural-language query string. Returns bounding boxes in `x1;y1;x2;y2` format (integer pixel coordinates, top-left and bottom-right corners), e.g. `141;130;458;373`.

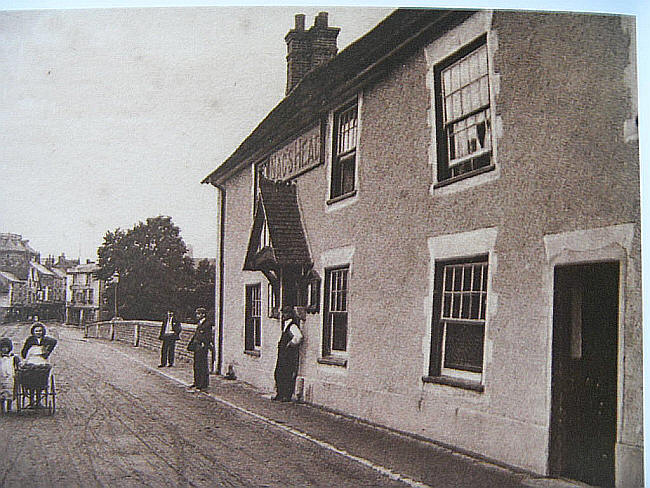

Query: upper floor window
330;101;358;201
435;36;492;184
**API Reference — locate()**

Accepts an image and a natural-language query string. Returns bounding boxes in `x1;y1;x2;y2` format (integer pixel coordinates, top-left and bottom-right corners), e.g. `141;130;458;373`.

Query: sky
0;4;396;262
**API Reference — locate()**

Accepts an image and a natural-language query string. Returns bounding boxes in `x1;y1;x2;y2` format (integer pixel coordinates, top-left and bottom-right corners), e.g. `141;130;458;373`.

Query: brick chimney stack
285;12;340;94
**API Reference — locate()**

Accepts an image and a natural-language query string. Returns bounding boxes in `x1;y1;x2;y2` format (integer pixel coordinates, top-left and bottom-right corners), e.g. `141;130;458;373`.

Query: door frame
549;261;620;483
543;223;634;482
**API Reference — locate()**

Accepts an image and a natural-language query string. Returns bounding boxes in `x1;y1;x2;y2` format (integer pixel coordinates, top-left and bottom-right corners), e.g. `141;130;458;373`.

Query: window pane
451;64;461;91
463;265;472;291
254;318;261;347
480;76;489;106
453;267;462;290
443;321;484;372
452;92;462;120
341;156;355;195
470;292;481;319
332;312;347;351
452;294;461;318
443;69;452;94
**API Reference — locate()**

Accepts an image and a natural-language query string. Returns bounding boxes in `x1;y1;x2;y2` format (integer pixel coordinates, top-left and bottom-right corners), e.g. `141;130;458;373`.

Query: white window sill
317;356;347;367
422;375;484;392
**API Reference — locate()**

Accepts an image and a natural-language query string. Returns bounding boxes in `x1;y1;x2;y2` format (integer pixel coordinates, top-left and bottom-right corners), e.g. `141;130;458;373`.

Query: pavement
79;325;592;488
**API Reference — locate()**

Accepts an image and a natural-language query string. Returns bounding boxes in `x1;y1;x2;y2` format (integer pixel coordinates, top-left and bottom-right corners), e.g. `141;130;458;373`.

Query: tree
97;216;196;321
192;259;216;315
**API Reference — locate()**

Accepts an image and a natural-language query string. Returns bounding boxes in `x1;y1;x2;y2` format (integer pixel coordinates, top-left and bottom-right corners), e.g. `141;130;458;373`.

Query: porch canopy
243;178;312;280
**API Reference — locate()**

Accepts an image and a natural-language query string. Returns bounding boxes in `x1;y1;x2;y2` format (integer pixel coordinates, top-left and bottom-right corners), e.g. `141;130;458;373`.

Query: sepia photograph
0;1;645;487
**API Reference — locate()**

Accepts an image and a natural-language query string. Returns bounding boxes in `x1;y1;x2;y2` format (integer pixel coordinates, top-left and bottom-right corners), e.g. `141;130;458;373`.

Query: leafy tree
97;216;197;321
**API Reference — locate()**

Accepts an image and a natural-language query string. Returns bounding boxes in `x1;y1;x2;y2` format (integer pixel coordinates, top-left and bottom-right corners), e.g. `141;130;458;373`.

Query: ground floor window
245;283;262;351
429;255;488;383
323;266;349;356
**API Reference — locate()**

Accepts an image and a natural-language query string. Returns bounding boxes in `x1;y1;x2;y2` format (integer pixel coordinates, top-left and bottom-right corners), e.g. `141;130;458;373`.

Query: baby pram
15;362;56;415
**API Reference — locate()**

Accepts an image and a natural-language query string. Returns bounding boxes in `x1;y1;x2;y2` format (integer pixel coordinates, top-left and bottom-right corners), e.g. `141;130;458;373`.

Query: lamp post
111;271;120;319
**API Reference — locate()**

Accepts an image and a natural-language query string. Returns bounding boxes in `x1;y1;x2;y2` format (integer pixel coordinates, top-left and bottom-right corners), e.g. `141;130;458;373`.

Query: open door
550;262;619;487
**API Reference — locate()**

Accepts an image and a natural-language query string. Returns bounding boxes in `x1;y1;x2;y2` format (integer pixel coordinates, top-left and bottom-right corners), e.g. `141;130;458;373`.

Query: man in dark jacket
273;306;303;402
188;307;213;390
159;309;182;367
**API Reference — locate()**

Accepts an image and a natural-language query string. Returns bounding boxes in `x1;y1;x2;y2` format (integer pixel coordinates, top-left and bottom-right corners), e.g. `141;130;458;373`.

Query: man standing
158;309;182;367
273;306;303;402
188;307;213;390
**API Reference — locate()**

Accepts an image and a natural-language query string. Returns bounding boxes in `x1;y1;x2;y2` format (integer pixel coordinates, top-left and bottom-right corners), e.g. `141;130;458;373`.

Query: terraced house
203;9;641;487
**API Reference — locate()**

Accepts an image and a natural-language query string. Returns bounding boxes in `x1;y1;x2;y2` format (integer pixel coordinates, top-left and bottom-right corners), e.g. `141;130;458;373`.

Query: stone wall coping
93;319;198;331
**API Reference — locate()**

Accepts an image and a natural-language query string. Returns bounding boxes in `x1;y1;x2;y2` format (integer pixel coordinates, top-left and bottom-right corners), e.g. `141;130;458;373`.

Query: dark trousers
193;348;209;389
160;337;177;366
274;351;298;400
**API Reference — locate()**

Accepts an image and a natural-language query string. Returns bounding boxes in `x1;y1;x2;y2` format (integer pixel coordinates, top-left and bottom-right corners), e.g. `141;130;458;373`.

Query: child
0;338;19;413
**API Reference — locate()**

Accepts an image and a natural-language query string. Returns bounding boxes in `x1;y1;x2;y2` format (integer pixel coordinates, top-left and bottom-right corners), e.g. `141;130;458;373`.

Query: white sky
0;5;395;260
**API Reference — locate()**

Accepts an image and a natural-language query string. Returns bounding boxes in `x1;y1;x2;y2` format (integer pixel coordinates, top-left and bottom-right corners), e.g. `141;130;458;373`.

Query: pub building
203;10;641;487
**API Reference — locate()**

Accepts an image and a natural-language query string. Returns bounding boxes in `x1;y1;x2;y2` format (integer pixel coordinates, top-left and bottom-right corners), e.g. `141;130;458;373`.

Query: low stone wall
85;320;198;364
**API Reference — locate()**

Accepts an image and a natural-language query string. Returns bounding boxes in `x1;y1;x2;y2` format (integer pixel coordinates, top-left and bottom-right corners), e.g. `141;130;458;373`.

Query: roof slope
203;8;475;186
0;233;38;255
31;261;56;277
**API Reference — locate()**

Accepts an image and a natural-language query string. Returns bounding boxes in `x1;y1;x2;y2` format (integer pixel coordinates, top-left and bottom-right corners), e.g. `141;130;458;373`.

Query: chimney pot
315;12;328;28
294;14;305;31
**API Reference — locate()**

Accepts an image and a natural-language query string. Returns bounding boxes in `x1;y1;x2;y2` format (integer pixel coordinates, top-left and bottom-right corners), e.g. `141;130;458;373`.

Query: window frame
329;100;359;202
244;283;262;353
434;34;494;186
322;265;350;359
428;254;489;388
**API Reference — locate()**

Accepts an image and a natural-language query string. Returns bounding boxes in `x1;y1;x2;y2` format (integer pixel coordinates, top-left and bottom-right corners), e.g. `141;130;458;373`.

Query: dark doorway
550;262;619;487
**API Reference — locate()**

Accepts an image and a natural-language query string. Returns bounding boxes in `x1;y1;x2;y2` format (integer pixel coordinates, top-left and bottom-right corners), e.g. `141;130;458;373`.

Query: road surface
0;323;414;488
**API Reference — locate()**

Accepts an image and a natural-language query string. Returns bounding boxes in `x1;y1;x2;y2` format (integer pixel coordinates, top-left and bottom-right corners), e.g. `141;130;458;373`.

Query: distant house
203;9;641;487
0;233;38;321
26;261;65;320
65;261;104;325
0;270;26;322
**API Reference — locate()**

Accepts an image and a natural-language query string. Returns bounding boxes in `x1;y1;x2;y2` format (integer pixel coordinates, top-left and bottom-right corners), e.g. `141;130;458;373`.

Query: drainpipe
215;184;226;375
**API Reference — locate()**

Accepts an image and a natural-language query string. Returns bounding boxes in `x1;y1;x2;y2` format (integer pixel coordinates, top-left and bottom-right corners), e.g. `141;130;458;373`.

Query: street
0;323;561;488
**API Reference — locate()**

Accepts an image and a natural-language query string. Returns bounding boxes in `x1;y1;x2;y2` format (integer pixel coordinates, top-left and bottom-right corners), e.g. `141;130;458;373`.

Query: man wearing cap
273;306;303;402
188;307;213;390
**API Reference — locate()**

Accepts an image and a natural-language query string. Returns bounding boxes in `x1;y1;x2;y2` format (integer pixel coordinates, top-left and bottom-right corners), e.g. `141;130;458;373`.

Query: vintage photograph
0;3;643;487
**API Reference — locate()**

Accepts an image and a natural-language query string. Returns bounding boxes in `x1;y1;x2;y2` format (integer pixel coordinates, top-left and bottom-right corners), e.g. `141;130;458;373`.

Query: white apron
25;345;48;365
